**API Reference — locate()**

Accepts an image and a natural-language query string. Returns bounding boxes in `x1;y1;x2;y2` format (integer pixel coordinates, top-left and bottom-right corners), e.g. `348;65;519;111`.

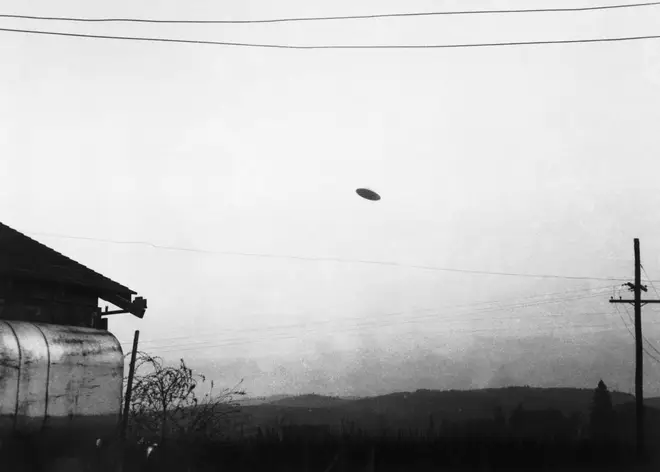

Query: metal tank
0;320;124;443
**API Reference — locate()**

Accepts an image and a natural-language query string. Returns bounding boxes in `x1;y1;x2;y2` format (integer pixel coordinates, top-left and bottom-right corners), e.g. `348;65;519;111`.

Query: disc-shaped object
356;188;381;201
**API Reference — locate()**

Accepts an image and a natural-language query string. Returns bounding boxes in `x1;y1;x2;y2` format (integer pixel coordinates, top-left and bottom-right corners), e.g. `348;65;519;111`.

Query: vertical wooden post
121;330;140;440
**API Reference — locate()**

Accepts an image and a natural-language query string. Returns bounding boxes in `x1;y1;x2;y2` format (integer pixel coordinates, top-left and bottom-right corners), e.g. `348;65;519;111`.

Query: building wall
0;278;98;328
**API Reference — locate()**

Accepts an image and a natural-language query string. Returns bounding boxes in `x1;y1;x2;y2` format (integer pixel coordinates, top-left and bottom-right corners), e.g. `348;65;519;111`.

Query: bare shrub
125;351;245;444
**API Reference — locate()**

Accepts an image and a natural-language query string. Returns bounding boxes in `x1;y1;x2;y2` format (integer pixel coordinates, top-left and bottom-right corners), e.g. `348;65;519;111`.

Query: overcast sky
2;0;660;397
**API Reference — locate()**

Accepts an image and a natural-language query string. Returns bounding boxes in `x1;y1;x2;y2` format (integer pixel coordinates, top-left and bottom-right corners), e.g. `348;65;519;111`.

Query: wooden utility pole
121;329;140;440
610;239;660;460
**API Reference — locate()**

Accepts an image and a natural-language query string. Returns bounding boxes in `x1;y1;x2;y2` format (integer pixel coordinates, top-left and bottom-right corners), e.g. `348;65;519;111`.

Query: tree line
112;352;640;471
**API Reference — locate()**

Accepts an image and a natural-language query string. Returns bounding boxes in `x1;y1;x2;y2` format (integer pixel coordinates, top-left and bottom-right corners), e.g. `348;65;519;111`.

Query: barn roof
0;222;146;318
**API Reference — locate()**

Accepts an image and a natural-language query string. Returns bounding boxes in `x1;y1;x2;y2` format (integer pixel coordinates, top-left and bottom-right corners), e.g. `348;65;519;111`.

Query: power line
641;264;660;300
137;316;627;356
28;231;631;282
127;294;600;348
617;303;637;339
123;289;609;349
123;284;615;348
613;278;660;360
133;289;660;358
123;287;615;351
137;307;602;354
117;283;621;356
131;285;611;344
614;303;660;363
636;265;660;358
2;27;660;50
2;2;660;24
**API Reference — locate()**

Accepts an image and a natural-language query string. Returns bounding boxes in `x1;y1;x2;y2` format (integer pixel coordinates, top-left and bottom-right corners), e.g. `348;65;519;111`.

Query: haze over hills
246;387;637;415
229;387;660;441
192;326;644;398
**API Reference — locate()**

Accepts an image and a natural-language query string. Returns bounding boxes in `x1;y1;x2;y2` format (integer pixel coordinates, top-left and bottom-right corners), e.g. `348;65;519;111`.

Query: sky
2;0;660;397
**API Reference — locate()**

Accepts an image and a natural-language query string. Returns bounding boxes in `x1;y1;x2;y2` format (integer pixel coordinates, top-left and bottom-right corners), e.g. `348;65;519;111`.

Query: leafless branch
125;352;246;442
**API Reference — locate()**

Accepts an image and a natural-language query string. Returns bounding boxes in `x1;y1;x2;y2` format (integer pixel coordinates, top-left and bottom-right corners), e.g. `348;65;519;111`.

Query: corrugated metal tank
0;320;124;442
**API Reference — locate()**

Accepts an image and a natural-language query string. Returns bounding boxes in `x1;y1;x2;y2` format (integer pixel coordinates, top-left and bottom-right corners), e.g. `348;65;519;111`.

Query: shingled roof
0;222;144;316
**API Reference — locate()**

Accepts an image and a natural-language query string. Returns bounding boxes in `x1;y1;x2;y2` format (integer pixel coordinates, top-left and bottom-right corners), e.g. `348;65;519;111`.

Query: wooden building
0;222;146;329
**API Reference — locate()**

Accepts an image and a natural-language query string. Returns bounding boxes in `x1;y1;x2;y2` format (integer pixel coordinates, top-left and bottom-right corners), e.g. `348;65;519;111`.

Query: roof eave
0;272;137;298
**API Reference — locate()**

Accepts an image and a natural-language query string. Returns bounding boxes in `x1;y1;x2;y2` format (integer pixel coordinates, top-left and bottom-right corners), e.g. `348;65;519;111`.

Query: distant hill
253;387;634;415
353;386;635;420
234;386;637;434
189;328;642;399
238;394;360;407
268;394;351;408
339;395;364;401
237;394;292;406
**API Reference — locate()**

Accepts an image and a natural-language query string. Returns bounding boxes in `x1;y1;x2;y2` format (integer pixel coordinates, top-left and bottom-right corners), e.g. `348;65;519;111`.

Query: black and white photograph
1;1;660;470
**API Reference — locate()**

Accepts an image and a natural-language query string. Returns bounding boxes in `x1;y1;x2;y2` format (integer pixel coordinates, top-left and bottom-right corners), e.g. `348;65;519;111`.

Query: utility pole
121;329;140;440
117;329;140;472
610;239;660;460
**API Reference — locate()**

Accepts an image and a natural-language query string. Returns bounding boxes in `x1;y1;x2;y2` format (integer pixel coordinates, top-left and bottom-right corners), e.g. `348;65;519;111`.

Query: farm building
0;221;147;329
0;221;148;455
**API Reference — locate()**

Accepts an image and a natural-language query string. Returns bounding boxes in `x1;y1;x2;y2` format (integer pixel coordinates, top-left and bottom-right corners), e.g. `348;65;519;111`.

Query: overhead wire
125;285;613;345
141;315;627;356
614;303;660;363
141;287;660;358
127;287;617;353
28;231;634;282
637;265;660;357
641;264;660;302
3;27;660;50
124;284;616;348
2;2;660;24
153;290;610;347
92;244;642;358
615;303;637;339
611;282;660;361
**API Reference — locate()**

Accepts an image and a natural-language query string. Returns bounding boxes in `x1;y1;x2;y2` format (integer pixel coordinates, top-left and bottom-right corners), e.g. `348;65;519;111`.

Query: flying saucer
356;188;381;201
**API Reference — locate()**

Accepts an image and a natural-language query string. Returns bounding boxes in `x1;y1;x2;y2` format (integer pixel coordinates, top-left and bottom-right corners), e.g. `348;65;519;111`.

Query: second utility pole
610;238;660;460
